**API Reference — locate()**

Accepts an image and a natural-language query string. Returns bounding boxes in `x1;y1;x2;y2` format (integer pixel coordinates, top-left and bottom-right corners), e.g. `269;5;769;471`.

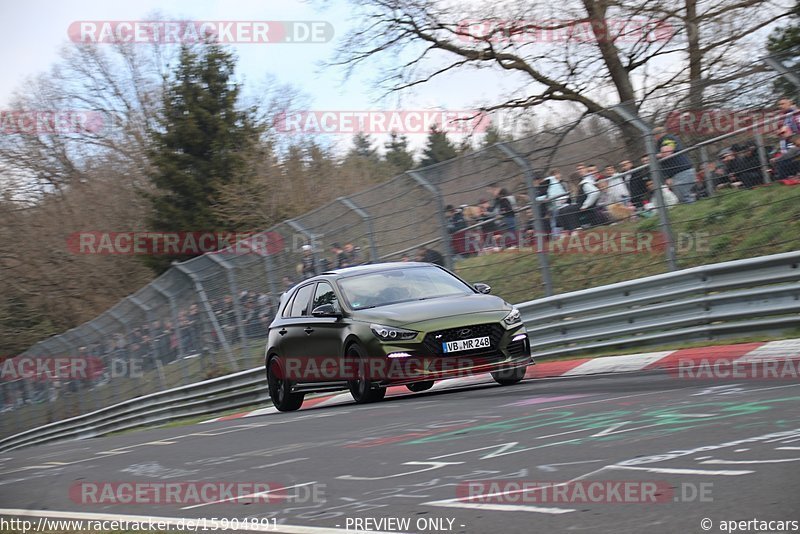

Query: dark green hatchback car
264;262;532;411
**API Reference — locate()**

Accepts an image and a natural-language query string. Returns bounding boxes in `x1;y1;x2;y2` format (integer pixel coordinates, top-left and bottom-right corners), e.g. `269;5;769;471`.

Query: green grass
455;185;800;303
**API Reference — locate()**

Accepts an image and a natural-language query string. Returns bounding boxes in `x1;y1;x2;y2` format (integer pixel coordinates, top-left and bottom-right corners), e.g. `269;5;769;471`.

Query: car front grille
422;322;505;356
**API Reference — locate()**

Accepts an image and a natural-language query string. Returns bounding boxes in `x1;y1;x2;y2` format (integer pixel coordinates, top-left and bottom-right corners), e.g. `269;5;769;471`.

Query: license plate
443;336;490;353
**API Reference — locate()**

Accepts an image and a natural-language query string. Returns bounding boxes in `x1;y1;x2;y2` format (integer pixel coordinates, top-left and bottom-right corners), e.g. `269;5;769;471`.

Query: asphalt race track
1;370;800;533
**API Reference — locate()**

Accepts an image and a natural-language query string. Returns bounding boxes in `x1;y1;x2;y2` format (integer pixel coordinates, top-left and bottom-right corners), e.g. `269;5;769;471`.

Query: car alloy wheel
267;356;305;411
346;344;387;404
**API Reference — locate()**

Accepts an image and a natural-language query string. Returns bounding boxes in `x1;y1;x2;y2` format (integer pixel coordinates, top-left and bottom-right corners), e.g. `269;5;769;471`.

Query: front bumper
362;325;533;386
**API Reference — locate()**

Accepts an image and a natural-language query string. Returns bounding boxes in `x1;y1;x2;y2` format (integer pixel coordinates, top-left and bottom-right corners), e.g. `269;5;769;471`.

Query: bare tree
331;0;793;147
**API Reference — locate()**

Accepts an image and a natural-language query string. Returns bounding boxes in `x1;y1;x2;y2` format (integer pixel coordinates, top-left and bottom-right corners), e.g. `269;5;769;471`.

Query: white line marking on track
423;501;575;514
254;458;309;469
608;465;754;475
700;457;800;464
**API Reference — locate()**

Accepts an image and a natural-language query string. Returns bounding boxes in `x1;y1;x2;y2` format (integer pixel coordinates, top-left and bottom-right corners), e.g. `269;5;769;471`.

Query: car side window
289;284;315;317
312;282;339;312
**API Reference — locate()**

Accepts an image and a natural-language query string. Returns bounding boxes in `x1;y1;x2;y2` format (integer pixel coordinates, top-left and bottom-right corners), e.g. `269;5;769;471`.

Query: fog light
512;333;527;342
388;352;413;358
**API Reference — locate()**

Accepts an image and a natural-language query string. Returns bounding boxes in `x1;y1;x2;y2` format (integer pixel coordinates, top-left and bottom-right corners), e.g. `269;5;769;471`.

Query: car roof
320;262;434;277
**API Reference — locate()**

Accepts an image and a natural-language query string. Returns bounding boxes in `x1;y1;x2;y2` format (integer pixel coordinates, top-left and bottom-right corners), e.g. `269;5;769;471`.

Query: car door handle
278;328;288;336
304;327;314;335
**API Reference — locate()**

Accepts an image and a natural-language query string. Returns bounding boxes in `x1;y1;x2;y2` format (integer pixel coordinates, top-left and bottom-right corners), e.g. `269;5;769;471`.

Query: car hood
352;294;511;327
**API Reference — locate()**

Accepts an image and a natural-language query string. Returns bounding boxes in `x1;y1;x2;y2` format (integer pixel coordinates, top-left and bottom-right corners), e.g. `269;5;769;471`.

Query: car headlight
503;307;522;326
370;324;419;341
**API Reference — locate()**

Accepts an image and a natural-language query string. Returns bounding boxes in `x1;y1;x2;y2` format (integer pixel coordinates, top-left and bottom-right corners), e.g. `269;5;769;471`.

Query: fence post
496;142;554;297
174;264;240;371
753;131;772;184
764;55;800;89
612;106;679;271
406;170;454;269
337;196;380;263
699;146;715;197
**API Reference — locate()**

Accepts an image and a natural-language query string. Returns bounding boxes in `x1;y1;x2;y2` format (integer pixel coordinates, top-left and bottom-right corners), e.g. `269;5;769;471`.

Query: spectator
330;242;348;268
445;205;467;234
778;96;800;135
645;179;679;211
535;169;570;237
718;148;745;189
772;132;800;179
693;163;714;199
476;198;497;233
731;143;763;188
487;183;516;233
771;125;800;179
602;164;632;220
628;155;651;209
653;126;697;203
577;166;605;227
342;242;362;266
299;244;317;278
415;246;445;266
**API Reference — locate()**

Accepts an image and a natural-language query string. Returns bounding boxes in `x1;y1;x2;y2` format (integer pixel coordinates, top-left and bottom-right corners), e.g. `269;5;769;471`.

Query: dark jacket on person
658;134;692;178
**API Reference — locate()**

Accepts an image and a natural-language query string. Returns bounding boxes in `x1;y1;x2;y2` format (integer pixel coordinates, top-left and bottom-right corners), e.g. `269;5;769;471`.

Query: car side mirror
474;283;492;294
312;304;341;317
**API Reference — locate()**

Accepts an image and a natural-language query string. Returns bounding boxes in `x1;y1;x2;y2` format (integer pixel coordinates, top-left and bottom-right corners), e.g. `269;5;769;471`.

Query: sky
0;0;791;155
0;0;515;154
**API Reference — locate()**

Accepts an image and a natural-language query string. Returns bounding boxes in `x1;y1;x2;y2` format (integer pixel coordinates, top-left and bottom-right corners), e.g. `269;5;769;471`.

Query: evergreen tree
349;132;378;161
481;123;514;148
418;124;457;168
384;130;414;172
145;44;261;272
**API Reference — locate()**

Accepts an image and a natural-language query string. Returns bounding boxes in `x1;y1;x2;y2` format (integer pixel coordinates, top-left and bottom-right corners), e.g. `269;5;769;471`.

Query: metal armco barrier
1;251;798;453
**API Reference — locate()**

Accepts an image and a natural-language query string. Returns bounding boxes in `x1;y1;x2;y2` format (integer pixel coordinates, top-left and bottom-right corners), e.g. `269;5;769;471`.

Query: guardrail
2;251;799;453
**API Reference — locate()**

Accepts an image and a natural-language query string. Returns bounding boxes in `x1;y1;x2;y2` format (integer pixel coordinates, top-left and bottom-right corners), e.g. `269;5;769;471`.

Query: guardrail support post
496;142;554;297
406;170;454;269
337;196;380;263
612;105;678;271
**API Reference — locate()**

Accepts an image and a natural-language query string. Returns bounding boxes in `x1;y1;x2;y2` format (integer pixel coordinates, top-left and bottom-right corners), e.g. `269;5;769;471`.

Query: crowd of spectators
443;97;800;254
2;290;277;410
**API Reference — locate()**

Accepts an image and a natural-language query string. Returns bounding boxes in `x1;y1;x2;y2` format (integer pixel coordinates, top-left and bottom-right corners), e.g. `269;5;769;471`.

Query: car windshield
338;266;474;310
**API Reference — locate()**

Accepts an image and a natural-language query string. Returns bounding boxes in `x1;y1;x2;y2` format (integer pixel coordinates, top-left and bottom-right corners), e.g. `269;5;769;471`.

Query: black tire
406;380;435;392
267;356;305;412
491;365;528;386
347;344;386;404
